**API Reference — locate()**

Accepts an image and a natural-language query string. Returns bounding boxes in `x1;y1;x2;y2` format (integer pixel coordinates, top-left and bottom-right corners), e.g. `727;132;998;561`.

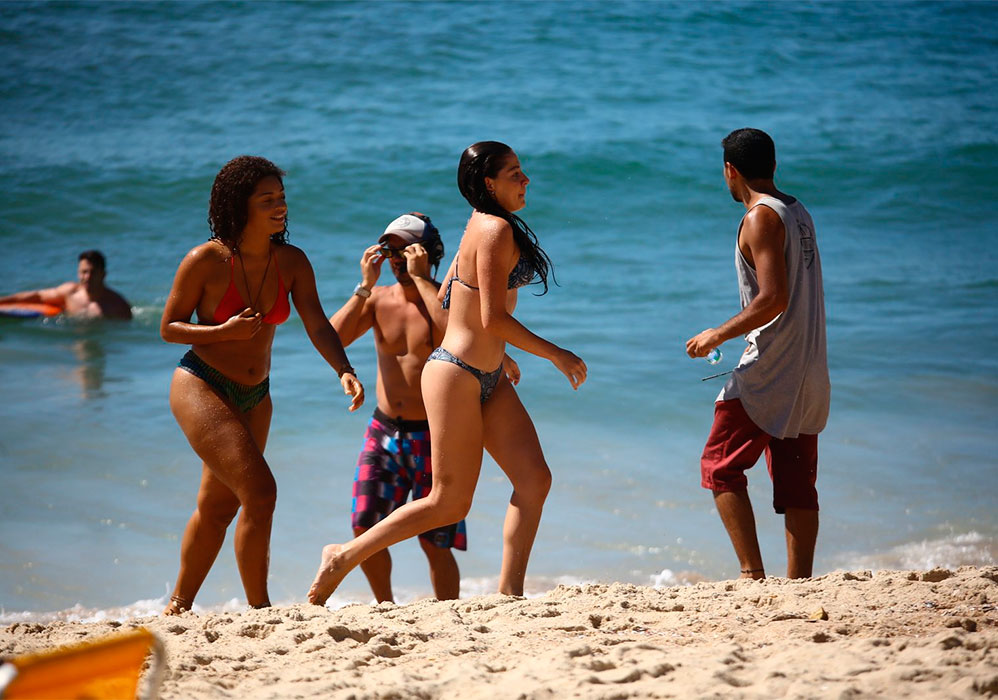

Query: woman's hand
340;372;365;412
360;245;385;289
551;348;587;390
502;353;521;386
222;308;263;340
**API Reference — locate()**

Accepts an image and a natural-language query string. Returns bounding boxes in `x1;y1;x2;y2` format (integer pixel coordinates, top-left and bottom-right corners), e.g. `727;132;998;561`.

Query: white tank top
718;195;830;438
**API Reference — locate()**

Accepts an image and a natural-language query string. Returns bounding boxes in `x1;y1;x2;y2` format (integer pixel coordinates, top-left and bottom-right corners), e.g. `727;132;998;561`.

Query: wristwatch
353;284;371;298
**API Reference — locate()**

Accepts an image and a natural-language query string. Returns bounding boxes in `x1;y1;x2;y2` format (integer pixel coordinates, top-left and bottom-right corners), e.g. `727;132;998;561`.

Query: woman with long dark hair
309;141;585;604
161;155;364;614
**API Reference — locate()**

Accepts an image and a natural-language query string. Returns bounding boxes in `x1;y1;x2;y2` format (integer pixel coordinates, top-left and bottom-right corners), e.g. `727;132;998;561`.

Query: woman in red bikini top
158;155;365;615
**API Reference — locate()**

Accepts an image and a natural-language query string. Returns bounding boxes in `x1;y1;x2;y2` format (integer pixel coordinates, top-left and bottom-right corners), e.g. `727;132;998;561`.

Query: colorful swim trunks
351;407;467;550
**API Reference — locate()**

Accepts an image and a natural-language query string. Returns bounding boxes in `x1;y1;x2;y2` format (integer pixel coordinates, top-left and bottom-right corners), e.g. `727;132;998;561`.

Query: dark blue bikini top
441;252;536;309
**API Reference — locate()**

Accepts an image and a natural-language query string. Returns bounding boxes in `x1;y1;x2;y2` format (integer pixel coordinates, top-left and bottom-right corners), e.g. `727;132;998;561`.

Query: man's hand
360;245;385;289
502;353;521;386
686;328;721;358
340;373;365;412
403;243;431;280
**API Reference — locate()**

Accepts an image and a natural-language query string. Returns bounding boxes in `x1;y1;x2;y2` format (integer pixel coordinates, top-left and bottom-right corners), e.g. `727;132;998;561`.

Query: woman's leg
308;360;483;605
482;377;552;596
165;467;239;614
165;369;276;612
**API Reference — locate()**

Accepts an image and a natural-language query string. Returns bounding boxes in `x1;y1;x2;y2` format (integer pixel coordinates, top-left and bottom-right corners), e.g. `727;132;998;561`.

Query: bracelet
353;284;371;298
337;365;356;378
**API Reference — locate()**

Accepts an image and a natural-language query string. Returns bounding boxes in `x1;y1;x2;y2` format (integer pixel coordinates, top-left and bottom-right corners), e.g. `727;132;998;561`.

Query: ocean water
1;1;996;621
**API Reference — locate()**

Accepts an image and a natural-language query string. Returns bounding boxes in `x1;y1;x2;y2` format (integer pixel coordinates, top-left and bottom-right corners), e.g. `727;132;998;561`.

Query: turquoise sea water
1;1;996;620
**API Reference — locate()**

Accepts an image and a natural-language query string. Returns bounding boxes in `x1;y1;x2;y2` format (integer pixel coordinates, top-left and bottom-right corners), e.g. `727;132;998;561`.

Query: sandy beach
2;566;995;698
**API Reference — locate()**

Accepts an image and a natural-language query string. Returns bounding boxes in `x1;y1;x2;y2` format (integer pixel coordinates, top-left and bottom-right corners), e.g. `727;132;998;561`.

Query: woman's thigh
421;359;486;501
169;368;274;499
244;393;273;453
482;377;549;487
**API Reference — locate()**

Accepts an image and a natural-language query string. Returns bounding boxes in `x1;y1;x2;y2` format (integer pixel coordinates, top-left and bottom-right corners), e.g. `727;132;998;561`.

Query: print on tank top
799;219;816;269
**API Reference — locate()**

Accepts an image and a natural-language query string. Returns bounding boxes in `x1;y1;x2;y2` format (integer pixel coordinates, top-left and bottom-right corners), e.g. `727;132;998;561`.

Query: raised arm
287;246;364;411
404;243;447;337
686;205;788;357
476;220;587;389
329;244;381;347
160;247;262;345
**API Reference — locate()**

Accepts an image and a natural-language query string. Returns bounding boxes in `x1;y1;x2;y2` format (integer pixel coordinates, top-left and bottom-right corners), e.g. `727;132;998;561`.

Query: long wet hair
457;141;553;294
208;155;288;252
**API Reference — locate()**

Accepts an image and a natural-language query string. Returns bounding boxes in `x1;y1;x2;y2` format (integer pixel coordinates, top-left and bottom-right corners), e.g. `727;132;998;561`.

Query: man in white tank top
686;129;830;581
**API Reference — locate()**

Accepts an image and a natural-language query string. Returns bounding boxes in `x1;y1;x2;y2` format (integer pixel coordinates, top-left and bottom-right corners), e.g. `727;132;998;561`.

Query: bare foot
163;595;191;616
308;544;350;606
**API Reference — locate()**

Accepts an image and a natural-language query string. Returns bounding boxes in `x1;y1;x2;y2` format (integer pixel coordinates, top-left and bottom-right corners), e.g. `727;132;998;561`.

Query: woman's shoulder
274;242;309;268
469;211;513;240
183;240;231;267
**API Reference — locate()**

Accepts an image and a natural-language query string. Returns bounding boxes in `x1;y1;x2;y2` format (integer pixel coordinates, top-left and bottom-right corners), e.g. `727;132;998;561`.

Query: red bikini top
212;253;290;325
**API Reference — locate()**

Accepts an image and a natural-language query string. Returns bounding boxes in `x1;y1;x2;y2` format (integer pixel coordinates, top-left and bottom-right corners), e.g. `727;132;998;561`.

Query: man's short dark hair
722;128;776;180
78;249;106;272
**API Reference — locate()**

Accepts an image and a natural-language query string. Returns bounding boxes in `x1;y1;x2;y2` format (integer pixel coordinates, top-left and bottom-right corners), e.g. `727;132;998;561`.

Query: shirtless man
0;250;132;320
329;213;467;602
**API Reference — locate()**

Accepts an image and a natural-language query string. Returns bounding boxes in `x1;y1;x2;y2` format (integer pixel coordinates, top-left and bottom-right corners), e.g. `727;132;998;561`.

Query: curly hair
208;155;288;251
457;141;553;295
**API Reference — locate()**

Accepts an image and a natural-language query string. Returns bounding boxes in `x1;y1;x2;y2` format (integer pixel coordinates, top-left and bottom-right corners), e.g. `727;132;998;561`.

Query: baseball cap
378;212;439;245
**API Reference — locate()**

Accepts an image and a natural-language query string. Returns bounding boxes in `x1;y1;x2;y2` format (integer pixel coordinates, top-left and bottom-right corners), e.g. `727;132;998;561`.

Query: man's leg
767;433;820;579
701;400;770;580
408;419;462;601
350;415;405;604
766;433;818;578
784;508;818;578
354;526;394;603
713;490;766;579
418;537;460;600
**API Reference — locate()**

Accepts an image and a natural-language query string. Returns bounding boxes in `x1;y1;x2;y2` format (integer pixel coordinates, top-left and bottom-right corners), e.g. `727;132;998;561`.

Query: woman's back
439;212;522;370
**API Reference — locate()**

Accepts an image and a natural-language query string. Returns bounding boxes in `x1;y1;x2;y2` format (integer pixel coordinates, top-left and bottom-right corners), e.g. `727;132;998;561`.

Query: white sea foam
3;533;993;625
0;592;374;625
831;531;996;573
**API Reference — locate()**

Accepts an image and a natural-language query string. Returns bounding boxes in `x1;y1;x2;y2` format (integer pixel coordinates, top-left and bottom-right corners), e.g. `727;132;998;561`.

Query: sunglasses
379;245;407;260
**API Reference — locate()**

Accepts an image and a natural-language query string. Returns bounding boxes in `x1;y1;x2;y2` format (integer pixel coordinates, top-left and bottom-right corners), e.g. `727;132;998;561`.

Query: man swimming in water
0;250;132;320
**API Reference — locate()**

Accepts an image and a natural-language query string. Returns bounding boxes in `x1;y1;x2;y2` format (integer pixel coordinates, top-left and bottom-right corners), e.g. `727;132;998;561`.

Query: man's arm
404;243;447;336
0;282;73;308
330;244;381;346
686;205;788;357
330;291;375;347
